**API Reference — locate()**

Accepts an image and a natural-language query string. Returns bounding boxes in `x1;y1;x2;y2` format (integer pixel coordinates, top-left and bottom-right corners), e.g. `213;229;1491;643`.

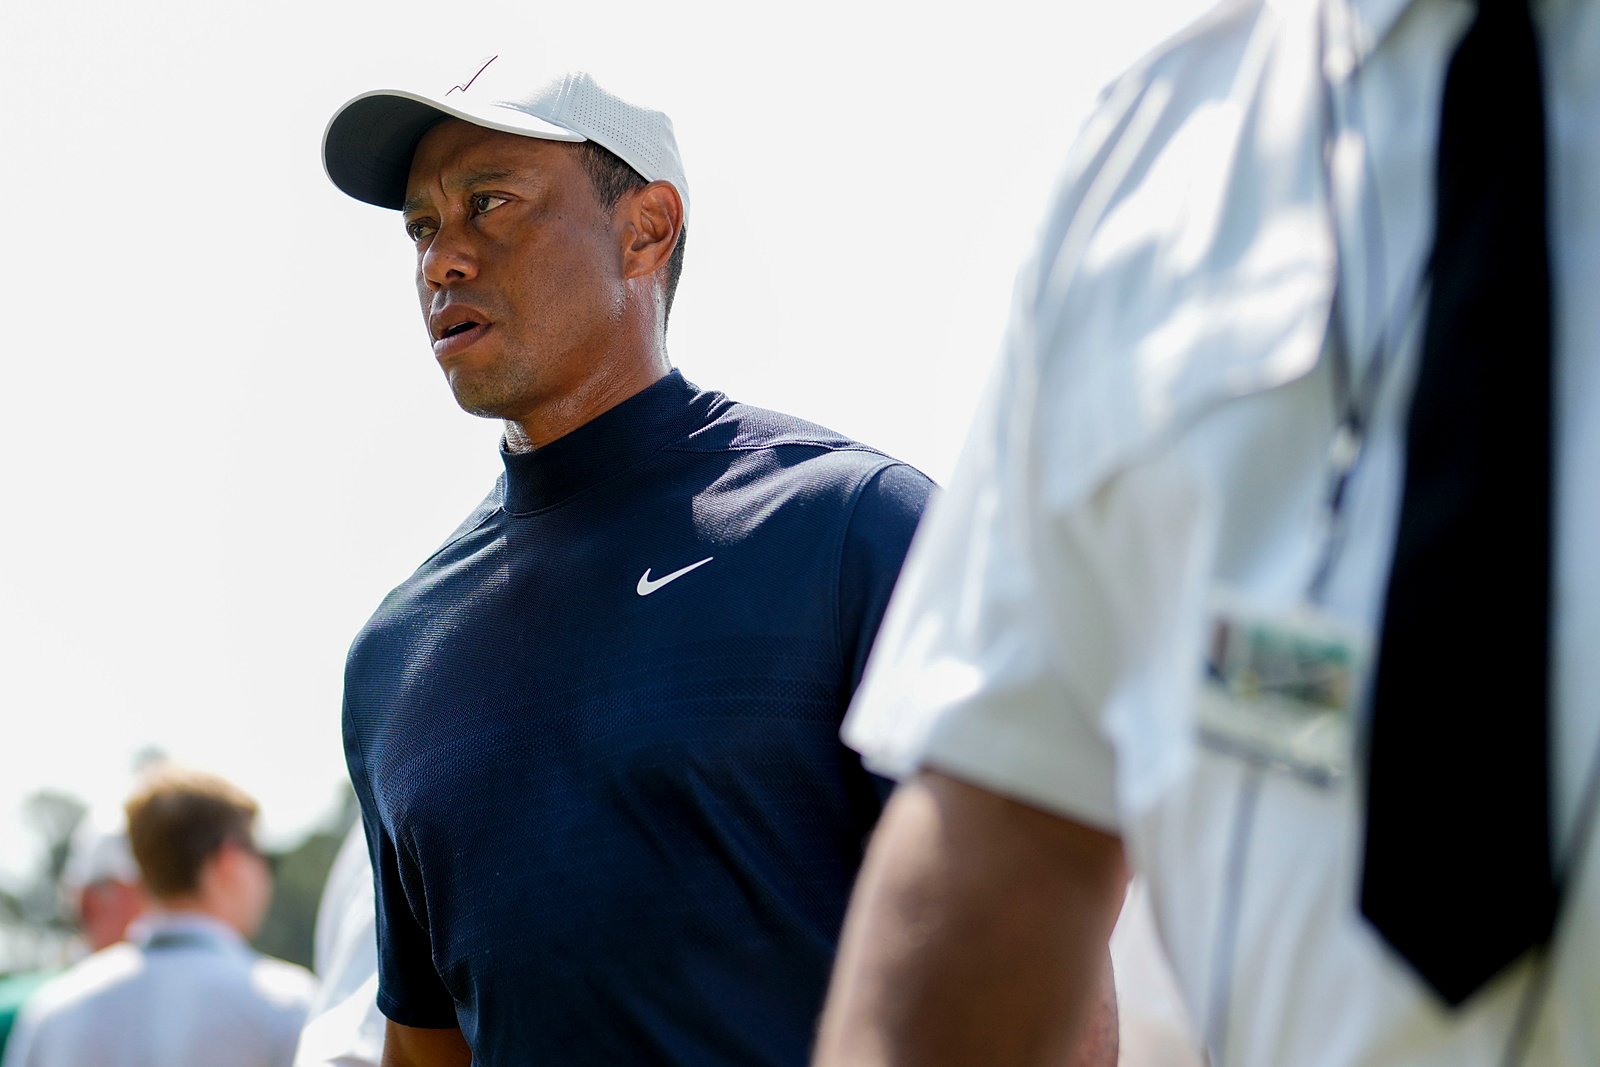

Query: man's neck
503;353;671;453
148;899;248;939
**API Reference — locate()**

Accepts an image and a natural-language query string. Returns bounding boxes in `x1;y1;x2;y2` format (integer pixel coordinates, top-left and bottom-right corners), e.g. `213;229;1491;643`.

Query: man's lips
429;304;493;358
433;320;491;359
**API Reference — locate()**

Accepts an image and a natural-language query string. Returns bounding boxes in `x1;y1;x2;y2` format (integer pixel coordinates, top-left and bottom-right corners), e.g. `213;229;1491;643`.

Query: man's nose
420;223;479;290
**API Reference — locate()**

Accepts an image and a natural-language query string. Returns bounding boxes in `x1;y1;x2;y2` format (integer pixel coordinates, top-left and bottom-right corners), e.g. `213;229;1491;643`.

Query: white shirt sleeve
842;345;1211;832
843;0;1338;831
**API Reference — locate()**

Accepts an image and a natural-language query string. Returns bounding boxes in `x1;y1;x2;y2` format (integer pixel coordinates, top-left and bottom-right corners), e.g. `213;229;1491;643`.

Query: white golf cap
62;807;140;891
323;58;690;225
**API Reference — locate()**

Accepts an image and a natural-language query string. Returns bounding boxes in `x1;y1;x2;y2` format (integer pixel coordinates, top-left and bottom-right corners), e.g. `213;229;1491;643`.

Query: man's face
402;120;623;420
78;879;147;952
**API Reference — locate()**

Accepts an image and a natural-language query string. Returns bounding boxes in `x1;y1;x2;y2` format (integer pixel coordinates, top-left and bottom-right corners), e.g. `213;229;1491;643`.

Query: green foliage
0;791;86;973
251;788;357;969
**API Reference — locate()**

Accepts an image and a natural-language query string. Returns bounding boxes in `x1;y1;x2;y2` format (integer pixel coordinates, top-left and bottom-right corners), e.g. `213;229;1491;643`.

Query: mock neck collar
500;371;715;516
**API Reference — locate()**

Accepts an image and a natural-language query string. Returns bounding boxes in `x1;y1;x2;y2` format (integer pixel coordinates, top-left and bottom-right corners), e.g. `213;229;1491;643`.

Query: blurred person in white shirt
292;821;382;1067
2;766;314;1067
60;807;147;955
0;810;150;1062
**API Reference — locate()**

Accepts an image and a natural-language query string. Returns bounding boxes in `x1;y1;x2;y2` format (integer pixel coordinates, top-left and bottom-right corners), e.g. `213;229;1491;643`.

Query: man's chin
444;368;530;422
451;391;521;422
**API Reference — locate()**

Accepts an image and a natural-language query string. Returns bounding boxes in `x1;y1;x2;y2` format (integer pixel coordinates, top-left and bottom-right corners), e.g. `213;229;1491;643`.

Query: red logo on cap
446;56;498;96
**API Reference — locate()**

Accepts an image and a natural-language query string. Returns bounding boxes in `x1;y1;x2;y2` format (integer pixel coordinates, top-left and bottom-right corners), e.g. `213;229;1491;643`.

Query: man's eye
406;220;437;241
472;195;507;215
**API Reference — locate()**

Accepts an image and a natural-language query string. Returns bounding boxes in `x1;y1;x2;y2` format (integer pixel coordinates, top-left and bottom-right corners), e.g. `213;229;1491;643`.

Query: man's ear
206;840;251;891
620;180;683;282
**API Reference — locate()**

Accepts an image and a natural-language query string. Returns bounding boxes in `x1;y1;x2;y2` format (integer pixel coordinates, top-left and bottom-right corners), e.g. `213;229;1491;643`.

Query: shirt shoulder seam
831;460;911;679
415;495;504;568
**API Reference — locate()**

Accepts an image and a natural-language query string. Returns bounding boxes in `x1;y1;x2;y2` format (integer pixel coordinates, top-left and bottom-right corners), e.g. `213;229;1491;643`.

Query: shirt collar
129;911;246;951
499;370;718;516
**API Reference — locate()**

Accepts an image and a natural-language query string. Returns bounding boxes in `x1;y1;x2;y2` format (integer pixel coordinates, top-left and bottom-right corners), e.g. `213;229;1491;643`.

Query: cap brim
323;89;586;210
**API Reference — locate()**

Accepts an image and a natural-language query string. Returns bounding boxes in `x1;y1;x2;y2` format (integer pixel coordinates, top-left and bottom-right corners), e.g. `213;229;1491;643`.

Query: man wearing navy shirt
320;64;984;1067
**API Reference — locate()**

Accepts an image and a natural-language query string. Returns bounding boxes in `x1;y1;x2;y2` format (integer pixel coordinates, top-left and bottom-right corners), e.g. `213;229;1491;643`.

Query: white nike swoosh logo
637;556;714;596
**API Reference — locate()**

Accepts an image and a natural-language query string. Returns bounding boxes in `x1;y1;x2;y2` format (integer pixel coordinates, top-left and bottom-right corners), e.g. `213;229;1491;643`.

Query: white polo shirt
293;823;383;1067
2;912;313;1067
843;0;1600;1062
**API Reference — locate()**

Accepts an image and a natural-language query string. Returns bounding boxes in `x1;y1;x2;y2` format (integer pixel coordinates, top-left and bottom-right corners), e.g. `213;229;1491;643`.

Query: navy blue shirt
343;372;933;1065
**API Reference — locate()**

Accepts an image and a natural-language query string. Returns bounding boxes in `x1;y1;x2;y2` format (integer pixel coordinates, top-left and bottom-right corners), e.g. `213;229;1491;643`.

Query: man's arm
814;770;1127;1067
381;1021;471;1067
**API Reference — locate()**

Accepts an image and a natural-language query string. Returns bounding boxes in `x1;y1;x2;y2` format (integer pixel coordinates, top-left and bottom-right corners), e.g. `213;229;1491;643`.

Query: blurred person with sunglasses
1;766;313;1067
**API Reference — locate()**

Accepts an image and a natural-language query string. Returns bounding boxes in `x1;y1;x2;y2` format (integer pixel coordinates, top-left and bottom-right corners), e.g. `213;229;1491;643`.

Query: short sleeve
841;353;1209;834
343;715;460;1029
836;462;937;811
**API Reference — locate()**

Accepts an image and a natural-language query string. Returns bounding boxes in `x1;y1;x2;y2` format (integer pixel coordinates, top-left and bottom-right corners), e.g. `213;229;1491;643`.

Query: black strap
1360;0;1557;1007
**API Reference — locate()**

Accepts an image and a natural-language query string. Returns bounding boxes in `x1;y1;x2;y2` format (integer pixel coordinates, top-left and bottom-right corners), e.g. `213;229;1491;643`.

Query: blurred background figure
61;808;147;956
0;809;146;1059
292;821;381;1067
1;766;314;1067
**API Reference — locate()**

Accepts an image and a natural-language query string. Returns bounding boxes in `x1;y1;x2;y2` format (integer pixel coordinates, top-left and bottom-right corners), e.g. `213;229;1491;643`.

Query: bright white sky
0;0;1214;876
